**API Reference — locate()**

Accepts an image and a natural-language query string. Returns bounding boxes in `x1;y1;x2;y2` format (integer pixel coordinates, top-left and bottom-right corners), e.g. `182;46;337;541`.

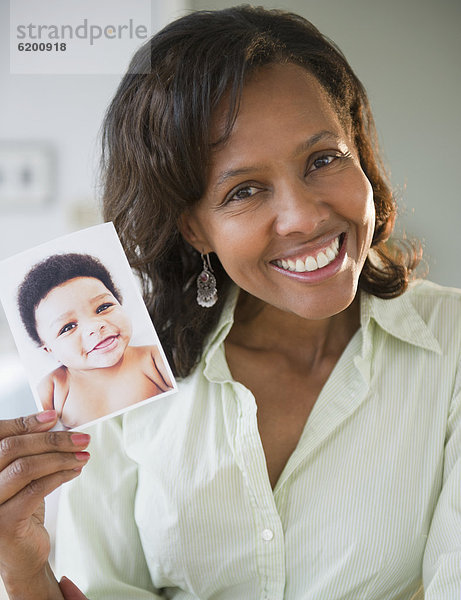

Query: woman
0;6;460;599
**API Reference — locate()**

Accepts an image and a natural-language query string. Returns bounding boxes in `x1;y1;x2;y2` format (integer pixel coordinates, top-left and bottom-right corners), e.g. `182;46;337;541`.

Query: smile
88;335;119;353
272;234;342;273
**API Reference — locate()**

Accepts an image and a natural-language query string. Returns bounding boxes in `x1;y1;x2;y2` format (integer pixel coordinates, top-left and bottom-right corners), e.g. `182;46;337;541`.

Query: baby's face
35;276;132;370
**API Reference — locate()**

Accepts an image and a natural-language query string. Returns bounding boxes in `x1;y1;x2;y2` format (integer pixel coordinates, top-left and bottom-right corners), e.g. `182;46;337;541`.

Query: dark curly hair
101;5;420;378
17;253;122;345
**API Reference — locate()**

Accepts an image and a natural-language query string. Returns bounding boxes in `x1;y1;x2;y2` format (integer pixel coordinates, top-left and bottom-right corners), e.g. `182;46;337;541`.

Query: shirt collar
202;281;443;384
360;282;442;355
202;285;240;383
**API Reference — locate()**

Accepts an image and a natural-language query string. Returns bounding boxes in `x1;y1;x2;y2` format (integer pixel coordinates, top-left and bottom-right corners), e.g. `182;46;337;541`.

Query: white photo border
0;222;177;429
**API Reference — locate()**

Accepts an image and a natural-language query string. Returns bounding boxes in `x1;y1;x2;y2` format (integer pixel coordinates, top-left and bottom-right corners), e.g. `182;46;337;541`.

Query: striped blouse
56;280;461;599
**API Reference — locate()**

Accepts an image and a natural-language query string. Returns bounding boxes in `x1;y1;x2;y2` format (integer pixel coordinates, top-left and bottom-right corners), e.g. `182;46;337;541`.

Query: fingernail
37;410;57;423
71;433;91;447
75;451;90;461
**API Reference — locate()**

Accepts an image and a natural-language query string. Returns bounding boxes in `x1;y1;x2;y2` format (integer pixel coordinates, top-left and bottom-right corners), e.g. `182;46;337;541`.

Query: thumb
59;576;88;600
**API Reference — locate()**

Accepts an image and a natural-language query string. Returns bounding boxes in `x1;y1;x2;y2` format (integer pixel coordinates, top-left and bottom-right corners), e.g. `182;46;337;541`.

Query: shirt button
262;528;274;541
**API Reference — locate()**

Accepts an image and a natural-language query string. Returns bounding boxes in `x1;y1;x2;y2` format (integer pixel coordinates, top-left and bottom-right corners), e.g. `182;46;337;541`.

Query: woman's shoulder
407;279;461;319
408;278;461;300
363;279;461;360
405;279;461;355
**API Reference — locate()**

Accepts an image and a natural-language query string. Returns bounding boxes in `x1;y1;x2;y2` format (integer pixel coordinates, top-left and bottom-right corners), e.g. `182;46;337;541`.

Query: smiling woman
180;64;376;322
101;7;417;380
0;5;460;600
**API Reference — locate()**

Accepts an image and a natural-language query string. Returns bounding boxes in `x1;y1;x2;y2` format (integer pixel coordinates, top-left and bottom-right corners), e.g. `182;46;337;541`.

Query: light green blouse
56;280;461;599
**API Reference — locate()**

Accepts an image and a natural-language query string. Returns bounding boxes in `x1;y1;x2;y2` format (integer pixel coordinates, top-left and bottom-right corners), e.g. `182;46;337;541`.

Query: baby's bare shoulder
127;345;172;391
127;345;163;374
127;345;157;360
37;366;68;410
37;371;53;397
49;365;69;385
39;365;66;387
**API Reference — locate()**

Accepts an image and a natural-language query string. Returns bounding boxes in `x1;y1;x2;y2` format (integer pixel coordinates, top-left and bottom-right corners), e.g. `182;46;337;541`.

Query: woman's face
182;63;375;320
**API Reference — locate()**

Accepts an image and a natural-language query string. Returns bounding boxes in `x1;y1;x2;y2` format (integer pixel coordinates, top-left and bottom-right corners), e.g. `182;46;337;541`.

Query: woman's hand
0;410;90;597
59;576;89;599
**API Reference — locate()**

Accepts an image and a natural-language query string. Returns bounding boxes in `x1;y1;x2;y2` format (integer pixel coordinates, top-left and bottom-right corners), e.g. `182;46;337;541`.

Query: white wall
0;2;114;358
0;0;190;262
192;0;461;289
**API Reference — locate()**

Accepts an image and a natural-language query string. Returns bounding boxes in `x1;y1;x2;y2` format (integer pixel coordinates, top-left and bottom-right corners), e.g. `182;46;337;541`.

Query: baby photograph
0;222;176;429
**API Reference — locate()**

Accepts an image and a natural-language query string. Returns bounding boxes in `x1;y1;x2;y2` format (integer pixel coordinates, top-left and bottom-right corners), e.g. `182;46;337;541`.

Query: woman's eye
96;303;113;314
228;186;259;202
312;154;337;170
58;322;76;336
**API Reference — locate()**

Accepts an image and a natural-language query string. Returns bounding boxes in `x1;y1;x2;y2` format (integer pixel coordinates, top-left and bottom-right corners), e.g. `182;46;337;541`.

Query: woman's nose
273;179;330;237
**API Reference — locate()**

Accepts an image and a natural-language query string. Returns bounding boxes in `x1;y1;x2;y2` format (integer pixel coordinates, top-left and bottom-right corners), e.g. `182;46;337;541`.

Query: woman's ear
177;210;213;254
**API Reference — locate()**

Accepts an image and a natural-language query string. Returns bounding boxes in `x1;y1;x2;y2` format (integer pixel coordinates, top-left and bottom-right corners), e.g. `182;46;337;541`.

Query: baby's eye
96;302;114;314
59;322;76;336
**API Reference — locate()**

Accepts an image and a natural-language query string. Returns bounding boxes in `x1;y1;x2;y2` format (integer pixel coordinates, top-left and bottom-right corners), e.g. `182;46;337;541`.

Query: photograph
0;222;176;430
0;1;460;599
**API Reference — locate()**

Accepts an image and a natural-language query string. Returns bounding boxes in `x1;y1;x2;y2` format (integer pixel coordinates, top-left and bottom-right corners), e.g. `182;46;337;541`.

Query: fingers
0;430;91;471
0;413;91;507
0;451;90;505
59;576;89;600
0;410;58;440
0;468;84;533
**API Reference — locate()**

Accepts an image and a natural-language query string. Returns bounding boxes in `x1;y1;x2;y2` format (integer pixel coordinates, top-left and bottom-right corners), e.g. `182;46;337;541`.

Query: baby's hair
17;253;122;345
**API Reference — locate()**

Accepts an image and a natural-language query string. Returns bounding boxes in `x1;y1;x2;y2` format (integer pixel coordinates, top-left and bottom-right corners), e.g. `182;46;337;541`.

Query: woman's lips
270;233;347;282
272;233;344;273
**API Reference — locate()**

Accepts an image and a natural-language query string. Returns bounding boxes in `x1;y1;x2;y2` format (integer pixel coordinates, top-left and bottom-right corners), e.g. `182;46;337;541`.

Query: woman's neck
228;291;360;370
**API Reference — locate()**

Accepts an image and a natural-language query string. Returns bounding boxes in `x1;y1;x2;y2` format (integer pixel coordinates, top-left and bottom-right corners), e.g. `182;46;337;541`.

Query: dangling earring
197;253;218;308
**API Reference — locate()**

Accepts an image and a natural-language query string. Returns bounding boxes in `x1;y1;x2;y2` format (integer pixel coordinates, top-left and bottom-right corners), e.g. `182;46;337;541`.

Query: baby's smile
87;334;121;354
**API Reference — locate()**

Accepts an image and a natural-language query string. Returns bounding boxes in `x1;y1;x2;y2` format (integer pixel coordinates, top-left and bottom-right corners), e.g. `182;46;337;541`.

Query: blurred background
0;0;460;589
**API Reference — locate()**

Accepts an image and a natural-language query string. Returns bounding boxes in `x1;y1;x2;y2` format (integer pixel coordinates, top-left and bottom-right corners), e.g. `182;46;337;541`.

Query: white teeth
305;256;317;271
295;259;306;272
325;247;336;261
316;252;329;268
274;235;342;274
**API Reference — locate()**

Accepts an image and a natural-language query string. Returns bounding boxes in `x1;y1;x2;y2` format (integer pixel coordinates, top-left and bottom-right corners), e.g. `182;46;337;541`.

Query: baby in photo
17;252;172;429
